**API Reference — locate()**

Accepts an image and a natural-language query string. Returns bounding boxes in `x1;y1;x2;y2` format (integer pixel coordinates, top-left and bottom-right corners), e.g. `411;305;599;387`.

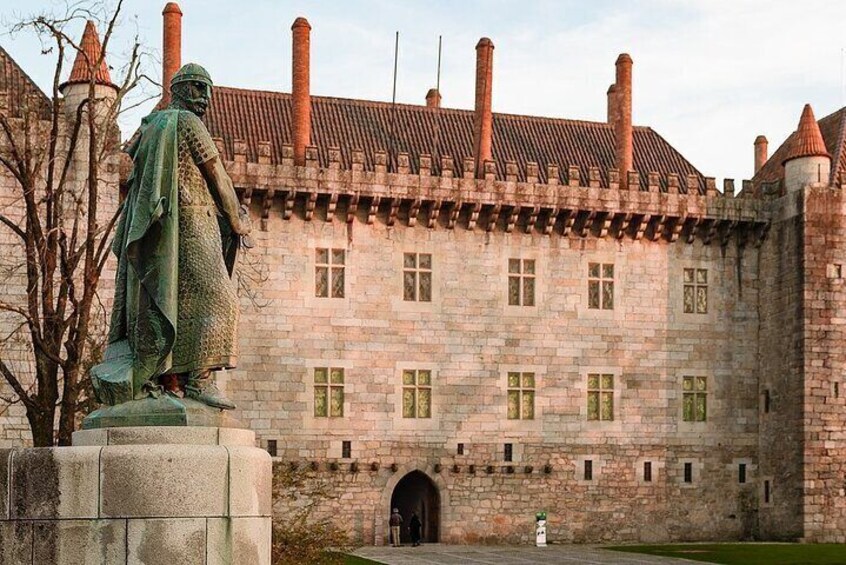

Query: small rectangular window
266;439;277;457
834;382;840;399
584;460;593;481
739;463;747;484
764;480;771;503
683;268;708;314
403;253;433;302
683;462;693;483
588;262;614;310
644;461;652;482
315;248;345;298
504;443;513;462
682;376;707;422
342;441;351;459
587;373;614;421
764;390;771;413
507;259;536;306
507;372;535;420
402;369;432;418
457;443;464;456
314;367;344;417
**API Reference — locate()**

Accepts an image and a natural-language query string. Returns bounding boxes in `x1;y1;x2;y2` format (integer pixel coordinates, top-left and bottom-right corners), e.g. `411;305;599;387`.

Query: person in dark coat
409;512;422;547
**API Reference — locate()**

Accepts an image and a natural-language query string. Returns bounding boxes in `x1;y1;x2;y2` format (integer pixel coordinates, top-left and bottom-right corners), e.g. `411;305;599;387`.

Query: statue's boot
185;374;236;410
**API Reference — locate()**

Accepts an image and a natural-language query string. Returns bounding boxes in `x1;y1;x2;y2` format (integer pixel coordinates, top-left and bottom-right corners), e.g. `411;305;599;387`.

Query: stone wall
756;189;805;539
801;186;846;543
237;196;761;543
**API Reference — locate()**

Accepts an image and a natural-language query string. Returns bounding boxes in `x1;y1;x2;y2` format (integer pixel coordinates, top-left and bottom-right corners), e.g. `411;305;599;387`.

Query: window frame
506;371;536;420
507;258;536;307
403;252;433;303
683;267;708;314
313;366;345;418
682;375;708;422
587;373;615;421
401;368;433;419
587;262;614;310
315;247;346;298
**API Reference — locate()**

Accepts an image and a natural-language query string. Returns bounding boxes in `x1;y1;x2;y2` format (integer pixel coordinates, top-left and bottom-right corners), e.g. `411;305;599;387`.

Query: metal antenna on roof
432;35;443;166
388;31;399;171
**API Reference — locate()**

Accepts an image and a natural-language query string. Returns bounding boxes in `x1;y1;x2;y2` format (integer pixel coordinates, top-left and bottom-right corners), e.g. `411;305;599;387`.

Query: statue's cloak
91;109;181;405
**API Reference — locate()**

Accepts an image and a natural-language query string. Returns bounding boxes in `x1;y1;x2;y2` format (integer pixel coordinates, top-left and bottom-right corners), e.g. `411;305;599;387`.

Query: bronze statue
90;63;249;413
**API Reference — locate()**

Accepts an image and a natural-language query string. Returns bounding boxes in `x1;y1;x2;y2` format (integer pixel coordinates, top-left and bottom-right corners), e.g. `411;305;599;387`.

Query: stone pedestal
0;427;271;565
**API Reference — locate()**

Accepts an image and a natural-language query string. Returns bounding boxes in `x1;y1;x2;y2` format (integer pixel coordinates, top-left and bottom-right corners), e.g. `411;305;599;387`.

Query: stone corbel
387;198;400;227
486;204;501;232
428;200;442;229
326;193;338;222
408;198;421;227
304;191;318;221
634;214;651;241
505;206;519;233
448;201;462;230
347;193;359;223
468;202;482;230
283;190;295;220
366;196;381;225
525;206;540;234
260;187;275;231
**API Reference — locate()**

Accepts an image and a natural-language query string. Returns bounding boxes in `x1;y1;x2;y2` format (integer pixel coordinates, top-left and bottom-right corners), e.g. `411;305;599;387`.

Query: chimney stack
606;84;617;129
614;53;633;189
162;2;182;105
754;135;768;174
291;17;312;166
426;88;442;108
473;38;494;178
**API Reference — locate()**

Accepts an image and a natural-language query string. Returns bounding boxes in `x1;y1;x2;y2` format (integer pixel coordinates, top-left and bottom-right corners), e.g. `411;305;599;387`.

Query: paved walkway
354;544;698;565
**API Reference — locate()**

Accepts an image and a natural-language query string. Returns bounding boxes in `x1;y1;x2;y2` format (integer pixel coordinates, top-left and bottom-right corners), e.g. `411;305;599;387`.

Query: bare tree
0;0;152;446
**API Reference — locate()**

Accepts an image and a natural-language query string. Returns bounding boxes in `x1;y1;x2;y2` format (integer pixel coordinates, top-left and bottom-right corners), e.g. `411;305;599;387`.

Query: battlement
221;141;771;246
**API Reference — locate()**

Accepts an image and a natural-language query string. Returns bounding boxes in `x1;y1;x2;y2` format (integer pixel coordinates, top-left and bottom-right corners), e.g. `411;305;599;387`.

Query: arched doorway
390;470;440;544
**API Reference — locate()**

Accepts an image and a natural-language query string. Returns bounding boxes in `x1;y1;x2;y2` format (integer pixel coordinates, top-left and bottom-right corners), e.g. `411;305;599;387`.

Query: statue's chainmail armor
169;110;239;374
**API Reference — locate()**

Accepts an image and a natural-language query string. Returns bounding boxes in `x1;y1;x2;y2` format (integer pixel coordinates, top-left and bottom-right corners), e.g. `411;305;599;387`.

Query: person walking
409;512;422;547
390;508;403;547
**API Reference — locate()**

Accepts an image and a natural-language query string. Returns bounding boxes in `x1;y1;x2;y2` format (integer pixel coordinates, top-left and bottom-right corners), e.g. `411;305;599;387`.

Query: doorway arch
390;470;440;544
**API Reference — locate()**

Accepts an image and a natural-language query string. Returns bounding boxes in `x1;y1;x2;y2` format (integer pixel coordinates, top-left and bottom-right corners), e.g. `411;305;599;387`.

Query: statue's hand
233;205;252;236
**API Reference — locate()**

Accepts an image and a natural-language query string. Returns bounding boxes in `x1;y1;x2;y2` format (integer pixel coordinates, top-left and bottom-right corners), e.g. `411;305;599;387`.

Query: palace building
2;2;846;545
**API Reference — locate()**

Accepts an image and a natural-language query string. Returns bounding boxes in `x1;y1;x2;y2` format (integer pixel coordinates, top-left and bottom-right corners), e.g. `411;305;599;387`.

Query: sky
1;0;845;185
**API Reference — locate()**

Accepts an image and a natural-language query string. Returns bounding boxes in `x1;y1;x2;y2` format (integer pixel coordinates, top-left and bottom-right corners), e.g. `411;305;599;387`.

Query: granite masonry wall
801;186;846;543
757;189;805;539
233;185;762;543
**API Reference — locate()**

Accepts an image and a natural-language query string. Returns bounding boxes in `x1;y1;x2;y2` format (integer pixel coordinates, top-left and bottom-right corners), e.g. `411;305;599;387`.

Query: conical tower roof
782;104;831;165
60;20;115;90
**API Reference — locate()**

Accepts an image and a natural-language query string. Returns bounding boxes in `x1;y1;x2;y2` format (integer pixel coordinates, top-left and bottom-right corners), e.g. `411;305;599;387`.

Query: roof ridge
830;108;846;184
0;44;51;102
214;84;653;129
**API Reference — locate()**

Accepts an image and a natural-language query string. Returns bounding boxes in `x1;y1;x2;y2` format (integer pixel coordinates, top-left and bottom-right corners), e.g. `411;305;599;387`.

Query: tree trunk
26;404;56;447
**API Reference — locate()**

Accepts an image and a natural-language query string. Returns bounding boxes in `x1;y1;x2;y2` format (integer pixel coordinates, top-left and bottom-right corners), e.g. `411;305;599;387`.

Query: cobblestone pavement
353;545;699;565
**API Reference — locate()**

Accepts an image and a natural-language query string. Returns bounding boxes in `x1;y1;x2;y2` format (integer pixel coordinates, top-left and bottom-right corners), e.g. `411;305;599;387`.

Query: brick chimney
614;54;633;189
606;83;617;129
162;2;182;105
754;135;768;174
426;88;442;108
473;38;494;178
291;17;312;166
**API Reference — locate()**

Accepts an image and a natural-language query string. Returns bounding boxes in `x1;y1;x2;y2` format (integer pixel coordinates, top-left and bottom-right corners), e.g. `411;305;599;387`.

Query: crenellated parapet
221;142;772;245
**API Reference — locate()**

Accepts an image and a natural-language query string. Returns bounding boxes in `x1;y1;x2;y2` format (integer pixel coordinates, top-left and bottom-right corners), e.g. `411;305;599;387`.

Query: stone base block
0;427;271;565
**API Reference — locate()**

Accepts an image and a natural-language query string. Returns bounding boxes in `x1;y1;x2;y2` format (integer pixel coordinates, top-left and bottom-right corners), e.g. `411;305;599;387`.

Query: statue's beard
183;96;208;117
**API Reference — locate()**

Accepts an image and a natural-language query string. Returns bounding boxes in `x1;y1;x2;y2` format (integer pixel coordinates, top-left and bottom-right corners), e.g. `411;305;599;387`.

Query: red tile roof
754;106;845;188
61;20;114;89
203;86;707;192
782;104;830;164
0;46;51;119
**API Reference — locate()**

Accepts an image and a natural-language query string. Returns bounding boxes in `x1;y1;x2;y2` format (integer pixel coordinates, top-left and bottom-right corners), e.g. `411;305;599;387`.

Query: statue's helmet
170;63;213;89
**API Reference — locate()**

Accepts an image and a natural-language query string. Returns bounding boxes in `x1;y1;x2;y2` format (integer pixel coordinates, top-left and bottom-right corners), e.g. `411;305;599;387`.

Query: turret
59;20;117;125
782;104;831;193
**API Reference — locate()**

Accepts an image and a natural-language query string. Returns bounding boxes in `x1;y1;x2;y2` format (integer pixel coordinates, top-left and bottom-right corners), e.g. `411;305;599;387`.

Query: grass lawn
606;543;846;565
